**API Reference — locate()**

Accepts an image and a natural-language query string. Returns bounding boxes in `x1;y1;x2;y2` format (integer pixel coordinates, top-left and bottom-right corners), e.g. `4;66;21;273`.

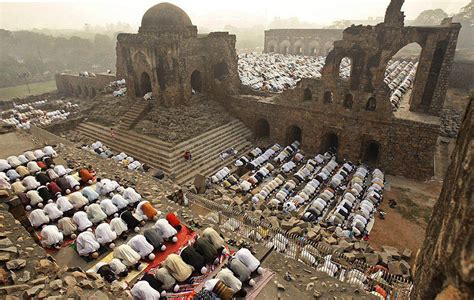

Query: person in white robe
40;225;63;249
54;165;69;177
43;146;58;157
22;176;40;191
56;196;74;215
43;203;63;221
65;175;81;191
153;219;178;242
29;208;50;228
122;187;141;206
128;235;155;260
27;161;42;174
234;248;264;274
86;203;107;224
112;194;129;210
109;258;128;277
110;217;128;237
0;159;11;172
95;223;117;248
131;280;162;300
33;149;46;160
100;199;119;217
82;186;99;202
26;190;44;209
113;244;142;269
73;211;93;232
76;231;100;258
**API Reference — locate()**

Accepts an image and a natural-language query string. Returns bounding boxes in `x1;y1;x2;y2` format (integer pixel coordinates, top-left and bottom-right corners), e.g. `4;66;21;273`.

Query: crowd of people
0;100;79;129
238;53;418;111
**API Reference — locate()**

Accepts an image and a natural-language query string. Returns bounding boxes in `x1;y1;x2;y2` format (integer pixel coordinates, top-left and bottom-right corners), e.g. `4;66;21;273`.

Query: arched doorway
269;45;275;52
255;119;270;138
213;62;229;81
91;87;96;98
339;57;352;81
363;141;380;166
77;85;82;96
286;125;302;145
324;91;333;103
366;97;377;111
344;94;353;109
321;132;339;154
191;70;202;93
303;88;312;101
140;72;152;97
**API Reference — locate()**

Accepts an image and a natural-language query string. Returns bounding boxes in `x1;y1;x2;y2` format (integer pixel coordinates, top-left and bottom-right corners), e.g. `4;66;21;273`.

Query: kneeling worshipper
46;168;59;182
82;186;100;203
23;151;36;162
37;185;53;203
144;228;166;251
7;169;21;182
165;213;182;231
202;227;227;255
0;178;11;198
0;159;11;172
54;165;69;177
76;231;100;259
234;248;264;274
194;237;219;265
131;280;162;300
136;200;159;221
26;189;44;210
112;193;129;211
43;146;58;158
29;208;50;229
34;149;46;160
86;203;107;224
40;225;63;249
152;268;179;292
100;198;119;217
7;156;22;168
47;181;63;198
95;222;117;249
203;278;236;300
216;268;245;294
113;244;143;270
179;245;208;274
141;273;168;297
73;211;93;232
56;196;74;216
35;172;50;186
92;262;116;283
16;165;30;178
163;254;193;282
122;187;141;206
121;210;143;233
56;177;72;194
65;175;81;191
110;217;128;237
43;202;63;222
11;181;26;195
229;257;255;286
69;191;89;210
57;217;77;239
79;168;95;185
109;258;129;278
96;178;122;196
22;175;40;191
27;161;42;175
128;235;156;260
153;219;178;243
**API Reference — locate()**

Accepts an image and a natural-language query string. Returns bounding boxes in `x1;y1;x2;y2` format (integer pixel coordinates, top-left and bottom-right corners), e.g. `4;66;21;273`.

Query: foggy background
0;0;473;88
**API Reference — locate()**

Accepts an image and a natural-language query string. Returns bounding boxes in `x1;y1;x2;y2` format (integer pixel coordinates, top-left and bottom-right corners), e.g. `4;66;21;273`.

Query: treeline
0;29;116;88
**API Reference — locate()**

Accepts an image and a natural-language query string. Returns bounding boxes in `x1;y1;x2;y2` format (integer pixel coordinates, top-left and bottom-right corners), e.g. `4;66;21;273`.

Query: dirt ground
0;132;36;158
369;175;441;266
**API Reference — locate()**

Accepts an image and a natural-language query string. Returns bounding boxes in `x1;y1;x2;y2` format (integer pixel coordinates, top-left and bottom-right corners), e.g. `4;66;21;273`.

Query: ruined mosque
1;0;471;299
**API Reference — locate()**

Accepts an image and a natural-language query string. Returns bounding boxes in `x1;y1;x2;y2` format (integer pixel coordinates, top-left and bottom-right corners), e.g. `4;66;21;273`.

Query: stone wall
227;91;439;179
264;29;343;56
55;73;116;99
411;98;473;299
449;60;474;89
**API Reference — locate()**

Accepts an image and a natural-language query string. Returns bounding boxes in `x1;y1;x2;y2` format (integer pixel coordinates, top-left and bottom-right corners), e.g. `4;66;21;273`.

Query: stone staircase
118;101;150;129
75;119;254;184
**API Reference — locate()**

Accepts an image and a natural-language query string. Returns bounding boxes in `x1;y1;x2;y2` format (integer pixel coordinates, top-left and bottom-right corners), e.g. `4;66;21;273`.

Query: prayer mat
89;250;148;283
70;243;108;262
244;269;275;300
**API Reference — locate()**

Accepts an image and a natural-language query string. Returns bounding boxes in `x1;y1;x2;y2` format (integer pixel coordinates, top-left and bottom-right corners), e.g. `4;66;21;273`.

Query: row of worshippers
385;58;418;110
0;146;58;181
130;228;265;300
2;106;76;130
84;141;147;172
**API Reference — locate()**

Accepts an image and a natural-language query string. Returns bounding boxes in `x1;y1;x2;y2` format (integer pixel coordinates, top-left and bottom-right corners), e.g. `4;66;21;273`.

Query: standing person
183;151;192;161
110;128;116;139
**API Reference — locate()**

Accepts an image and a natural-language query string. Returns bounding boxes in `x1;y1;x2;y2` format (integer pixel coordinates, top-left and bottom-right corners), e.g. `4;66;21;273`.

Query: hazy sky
0;0;468;31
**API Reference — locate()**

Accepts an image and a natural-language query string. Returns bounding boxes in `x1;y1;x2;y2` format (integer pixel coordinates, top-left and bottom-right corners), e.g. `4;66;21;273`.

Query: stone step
171;126;252;176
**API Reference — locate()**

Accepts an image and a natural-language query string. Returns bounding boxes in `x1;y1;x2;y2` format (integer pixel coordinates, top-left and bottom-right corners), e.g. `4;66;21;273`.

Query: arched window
363;141;380;166
343;94;353;109
77;85;82;96
303;88;312;101
84;87;89;97
156;65;166;91
191;70;202;93
339;57;352;81
140;72;152;97
91;87;96;98
286;125;302;145
321;132;339;154
269;45;275;52
324;91;333;103
69;84;74;95
366;97;376;111
213;62;229;81
385;42;421;110
294;41;304;55
255;119;270;138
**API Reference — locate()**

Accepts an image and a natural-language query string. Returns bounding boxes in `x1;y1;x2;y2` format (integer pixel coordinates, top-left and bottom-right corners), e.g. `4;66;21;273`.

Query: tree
411;9;448;26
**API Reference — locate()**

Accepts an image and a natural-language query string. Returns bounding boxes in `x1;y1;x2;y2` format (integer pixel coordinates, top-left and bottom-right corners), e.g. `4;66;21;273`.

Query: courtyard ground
0;80;57;101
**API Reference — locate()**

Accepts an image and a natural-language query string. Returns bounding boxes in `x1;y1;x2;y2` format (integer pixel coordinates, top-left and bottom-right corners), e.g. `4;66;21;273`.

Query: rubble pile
440;108;463;138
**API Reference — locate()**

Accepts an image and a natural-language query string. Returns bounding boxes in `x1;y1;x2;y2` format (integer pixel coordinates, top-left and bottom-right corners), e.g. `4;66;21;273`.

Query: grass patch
0;80;57;101
394;188;433;227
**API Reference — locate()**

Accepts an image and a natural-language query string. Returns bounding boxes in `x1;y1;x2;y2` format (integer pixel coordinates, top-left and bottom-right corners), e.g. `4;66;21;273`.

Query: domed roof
141;2;193;29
